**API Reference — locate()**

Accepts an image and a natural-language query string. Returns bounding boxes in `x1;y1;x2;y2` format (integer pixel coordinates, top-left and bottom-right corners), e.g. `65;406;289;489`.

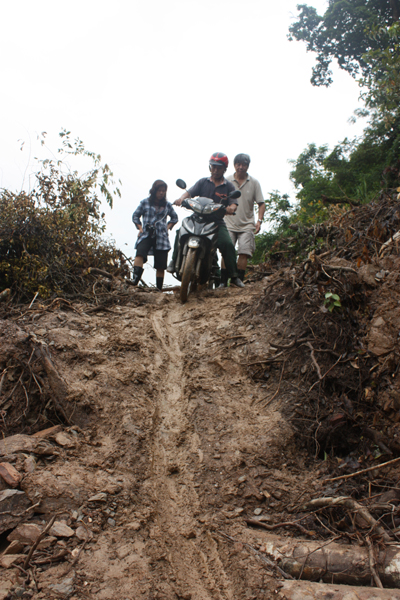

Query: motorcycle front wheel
180;248;197;303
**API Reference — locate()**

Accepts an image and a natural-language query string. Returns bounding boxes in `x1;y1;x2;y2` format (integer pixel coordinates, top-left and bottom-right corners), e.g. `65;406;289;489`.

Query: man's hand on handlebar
225;204;237;215
174;191;190;206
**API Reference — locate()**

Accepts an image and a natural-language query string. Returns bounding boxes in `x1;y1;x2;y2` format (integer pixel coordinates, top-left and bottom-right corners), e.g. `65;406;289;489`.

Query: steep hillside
1;193;400;599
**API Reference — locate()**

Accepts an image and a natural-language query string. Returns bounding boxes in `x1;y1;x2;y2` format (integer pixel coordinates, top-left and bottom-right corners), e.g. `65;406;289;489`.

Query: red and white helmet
209;152;229;168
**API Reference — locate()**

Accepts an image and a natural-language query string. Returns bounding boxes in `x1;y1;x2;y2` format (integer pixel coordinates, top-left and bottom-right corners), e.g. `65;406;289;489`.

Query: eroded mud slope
1;284;317;599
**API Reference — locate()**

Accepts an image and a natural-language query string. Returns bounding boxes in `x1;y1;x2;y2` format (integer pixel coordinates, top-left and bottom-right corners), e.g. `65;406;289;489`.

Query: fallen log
279;580;400;600
260;533;400;587
125;281;180;292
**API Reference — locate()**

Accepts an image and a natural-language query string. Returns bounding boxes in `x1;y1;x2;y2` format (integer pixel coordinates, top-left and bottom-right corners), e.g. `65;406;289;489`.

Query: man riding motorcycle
168;152;245;289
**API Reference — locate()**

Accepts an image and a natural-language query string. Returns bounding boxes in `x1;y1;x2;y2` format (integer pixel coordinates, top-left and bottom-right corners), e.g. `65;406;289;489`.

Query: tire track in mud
149;306;235;600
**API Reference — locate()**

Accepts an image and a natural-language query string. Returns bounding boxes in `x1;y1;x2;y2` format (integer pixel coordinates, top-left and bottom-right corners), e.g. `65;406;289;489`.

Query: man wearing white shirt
223;153;265;283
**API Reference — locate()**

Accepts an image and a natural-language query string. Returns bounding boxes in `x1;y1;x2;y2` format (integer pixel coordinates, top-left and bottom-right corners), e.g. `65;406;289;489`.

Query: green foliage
324;292;342;312
264;191;293;227
360;21;400;121
289;143;332;223
252;1;400;269
252;191;299;263
0;132;127;301
289;0;399;86
57;129;121;209
290;130;399;208
253;127;400;264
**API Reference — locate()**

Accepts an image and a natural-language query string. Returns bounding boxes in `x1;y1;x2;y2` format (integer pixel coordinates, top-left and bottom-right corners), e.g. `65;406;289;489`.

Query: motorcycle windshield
187;197;224;215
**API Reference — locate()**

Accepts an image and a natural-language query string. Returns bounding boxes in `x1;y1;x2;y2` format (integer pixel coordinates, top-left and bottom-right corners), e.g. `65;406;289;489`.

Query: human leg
154;250;168;290
156;272;164;290
237;255;248;281
167;229;180;272
133;238;151;285
236;232;255;281
217;227;244;288
217;226;237;278
133;256;144;268
132;264;144;285
237;255;248;270
221;230;238;283
219;258;228;286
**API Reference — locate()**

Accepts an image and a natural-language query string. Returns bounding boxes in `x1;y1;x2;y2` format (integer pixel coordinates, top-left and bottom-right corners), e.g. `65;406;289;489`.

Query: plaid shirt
132;198;178;251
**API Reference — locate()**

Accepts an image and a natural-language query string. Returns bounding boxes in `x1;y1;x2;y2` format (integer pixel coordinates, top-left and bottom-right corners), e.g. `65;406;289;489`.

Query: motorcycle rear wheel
180;248;197;303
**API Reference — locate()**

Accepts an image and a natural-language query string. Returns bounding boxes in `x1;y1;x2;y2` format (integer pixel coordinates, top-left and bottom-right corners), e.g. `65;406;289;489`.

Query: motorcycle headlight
202;203;221;214
188;200;203;214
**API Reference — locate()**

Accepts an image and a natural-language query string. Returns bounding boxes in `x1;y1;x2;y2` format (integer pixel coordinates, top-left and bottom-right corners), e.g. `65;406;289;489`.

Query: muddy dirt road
69;287;293;599
1;284;317;599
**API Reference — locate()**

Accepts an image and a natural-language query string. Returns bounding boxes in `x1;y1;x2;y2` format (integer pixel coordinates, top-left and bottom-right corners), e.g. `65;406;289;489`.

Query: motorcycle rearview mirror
176;179;187;190
229;190;241;200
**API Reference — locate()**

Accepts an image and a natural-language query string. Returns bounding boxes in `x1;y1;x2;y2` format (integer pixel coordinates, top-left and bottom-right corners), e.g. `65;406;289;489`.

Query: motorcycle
172;179;241;303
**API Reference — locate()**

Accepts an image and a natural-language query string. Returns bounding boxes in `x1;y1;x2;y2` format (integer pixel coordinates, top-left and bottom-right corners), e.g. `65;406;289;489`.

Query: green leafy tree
0;131;127;300
252;126;400;264
253;2;400;266
289;132;398;214
289;0;400;86
359;20;400;120
251;192;296;263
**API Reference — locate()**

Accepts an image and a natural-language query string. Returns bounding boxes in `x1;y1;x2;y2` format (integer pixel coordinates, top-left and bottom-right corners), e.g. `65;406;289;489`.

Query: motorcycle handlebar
181;199;236;216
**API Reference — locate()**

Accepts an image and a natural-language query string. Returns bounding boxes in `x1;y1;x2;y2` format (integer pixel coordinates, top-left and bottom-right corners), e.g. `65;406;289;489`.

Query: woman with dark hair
132;180;178;289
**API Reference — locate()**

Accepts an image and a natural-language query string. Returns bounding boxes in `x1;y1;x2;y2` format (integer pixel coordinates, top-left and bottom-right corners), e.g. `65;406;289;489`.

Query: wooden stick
307;342;322;379
301;497;391;542
33;549;69;565
366;535;384;589
87;267;114;279
24;515;56;569
321;263;358;274
245;518;315;537
28;292;39;310
323;456;400;483
308;354;343;392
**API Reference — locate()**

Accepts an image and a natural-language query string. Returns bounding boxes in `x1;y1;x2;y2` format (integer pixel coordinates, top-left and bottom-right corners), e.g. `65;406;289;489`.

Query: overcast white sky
1;0;366;283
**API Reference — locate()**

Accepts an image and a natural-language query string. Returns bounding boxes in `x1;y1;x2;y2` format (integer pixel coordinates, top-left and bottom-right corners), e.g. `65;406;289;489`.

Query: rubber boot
230;277;245;288
238;269;246;282
156;276;164;291
132;266;144;286
218;269;228;289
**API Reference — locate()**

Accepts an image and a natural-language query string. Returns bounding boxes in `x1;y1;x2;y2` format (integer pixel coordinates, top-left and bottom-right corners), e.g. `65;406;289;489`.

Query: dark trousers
172;225;237;278
136;236;168;271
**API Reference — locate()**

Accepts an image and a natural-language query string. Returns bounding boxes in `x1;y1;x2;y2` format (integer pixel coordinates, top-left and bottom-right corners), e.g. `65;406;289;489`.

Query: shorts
135;237;168;271
228;230;255;257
